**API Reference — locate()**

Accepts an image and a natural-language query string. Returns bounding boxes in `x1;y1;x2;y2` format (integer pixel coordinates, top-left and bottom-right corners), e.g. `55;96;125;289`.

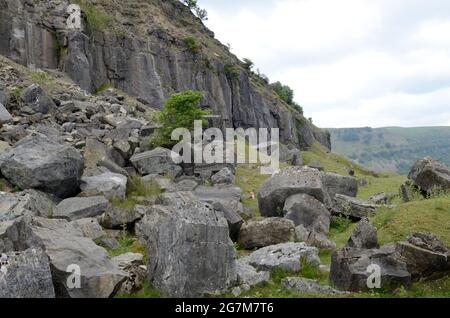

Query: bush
271;81;294;105
330;216;352;233
224;63;240;81
151;90;210;147
77;1;112;32
242;58;254;71
183;37;201;54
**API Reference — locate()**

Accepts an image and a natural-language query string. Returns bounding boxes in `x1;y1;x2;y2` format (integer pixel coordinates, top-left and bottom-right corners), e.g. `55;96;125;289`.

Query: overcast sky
200;0;450;128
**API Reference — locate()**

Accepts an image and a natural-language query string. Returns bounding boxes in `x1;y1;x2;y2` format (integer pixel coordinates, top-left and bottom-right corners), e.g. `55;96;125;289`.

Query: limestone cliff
0;0;330;150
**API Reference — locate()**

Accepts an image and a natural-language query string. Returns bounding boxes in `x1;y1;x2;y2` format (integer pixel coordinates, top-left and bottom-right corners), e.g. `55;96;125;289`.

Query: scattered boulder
139;192;237;297
346;218;379;249
194;185;245;219
294;225;337;251
395;232;450;280
240;242;320;273
130;147;182;177
111;253;146;294
238;217;295;249
400;182;411;203
100;205;144;230
20;84;56;114
54;196;109;221
211;167;235;185
283;193;331;235
330;245;411;292
322;172;358;199
0;216;126;298
408;157;450;193
0;102;12;124
70;218;106;240
332;194;379;220
281;277;344;295
0;190;55;221
80;172;127;200
368;192;396;204
258;167;329;217
0;134;84;198
236;259;270;287
142;174;175;192
0;248;55;298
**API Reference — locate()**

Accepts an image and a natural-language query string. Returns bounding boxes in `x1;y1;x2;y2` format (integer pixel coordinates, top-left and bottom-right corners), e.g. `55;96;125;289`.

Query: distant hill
329;127;450;175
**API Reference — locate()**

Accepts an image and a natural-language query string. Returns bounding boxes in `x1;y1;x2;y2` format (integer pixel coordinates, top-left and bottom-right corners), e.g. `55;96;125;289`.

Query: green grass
79;2;112;32
111;177;161;209
183;37;201;54
102;232;146;258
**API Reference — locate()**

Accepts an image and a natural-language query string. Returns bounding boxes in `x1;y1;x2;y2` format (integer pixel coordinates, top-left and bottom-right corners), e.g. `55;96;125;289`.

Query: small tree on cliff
152;90;210;147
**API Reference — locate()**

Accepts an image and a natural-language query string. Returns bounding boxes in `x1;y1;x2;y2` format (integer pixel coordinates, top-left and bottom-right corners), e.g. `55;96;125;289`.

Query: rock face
283;193;331;235
258;167;329;217
238;217;295;249
395;232;450;280
0;248;55;298
130;147;182;177
0;134;84;198
0;0;330;152
138;192;237;297
240;242;320;273
80;172;127;200
408;157;450;193
346;218;379;249
330;245;411;292
20;84;56;114
0;217;126;298
332;194;379;220
54;196;109;221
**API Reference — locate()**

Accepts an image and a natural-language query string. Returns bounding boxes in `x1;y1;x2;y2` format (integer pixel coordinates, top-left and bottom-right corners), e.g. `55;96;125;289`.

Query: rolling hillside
330;127;450;174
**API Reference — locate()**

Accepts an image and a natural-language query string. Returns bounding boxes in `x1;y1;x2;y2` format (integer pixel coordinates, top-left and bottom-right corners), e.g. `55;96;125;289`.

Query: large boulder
0;134;84;198
0;248;55;298
54;196;109;221
258;167;329;217
408;157;450;193
346;218;379;249
295;225;337;251
283;193;331;235
240;242;320;273
322;172;358;199
194;185;245;220
330;245;411;292
0;102;12;124
70;218;106;240
0;190;55;221
394;232;450;280
80;172;127;200
138;192;237;297
0;216;126;298
130;147;182;177
212;201;243;242
332;194;379;220
238;217;295;249
20;84;56;114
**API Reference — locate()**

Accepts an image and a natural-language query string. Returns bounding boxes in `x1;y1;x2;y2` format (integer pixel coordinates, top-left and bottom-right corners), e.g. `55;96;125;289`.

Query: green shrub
330;215;352;233
184;36;201;54
242;58;254;71
224;63;239;81
78;2;112;32
151;90;210;147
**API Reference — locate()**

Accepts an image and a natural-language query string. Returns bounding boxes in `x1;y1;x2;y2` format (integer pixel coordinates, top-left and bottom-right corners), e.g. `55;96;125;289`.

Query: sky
199;0;450;128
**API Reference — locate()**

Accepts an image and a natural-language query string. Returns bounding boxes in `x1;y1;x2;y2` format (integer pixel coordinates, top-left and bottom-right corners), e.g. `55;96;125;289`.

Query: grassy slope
330;126;450;174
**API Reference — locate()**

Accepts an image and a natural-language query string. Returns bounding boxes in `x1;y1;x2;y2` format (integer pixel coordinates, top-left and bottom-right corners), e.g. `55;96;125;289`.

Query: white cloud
201;0;450;128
